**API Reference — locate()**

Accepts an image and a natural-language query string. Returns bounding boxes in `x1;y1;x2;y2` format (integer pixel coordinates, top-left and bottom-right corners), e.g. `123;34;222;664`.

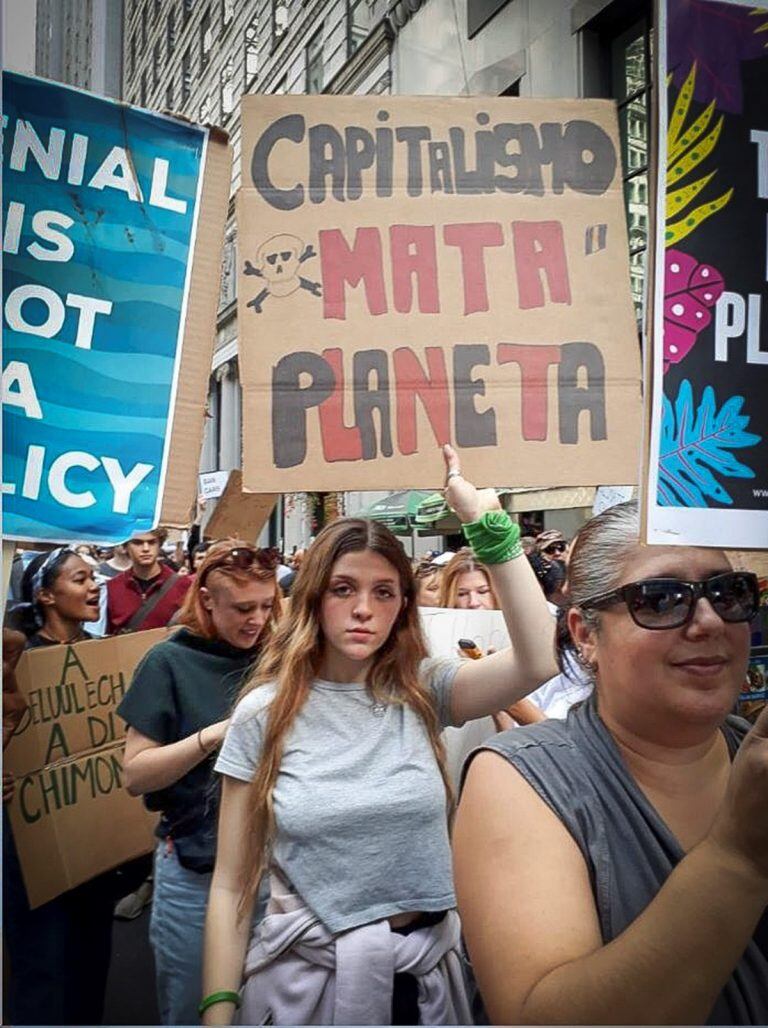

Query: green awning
357;490;435;535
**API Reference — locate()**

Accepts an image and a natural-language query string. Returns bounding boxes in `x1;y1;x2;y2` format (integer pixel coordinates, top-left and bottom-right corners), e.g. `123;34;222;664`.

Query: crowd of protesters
3;447;767;1026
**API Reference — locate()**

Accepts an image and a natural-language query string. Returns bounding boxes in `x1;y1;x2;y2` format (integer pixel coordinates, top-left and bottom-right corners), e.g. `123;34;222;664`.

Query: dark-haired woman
455;501;768;1025
3;548;115;1026
201;446;557;1026
118;541;282;1025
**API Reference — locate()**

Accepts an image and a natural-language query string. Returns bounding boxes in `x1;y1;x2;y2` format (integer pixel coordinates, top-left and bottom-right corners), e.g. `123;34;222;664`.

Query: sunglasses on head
199;546;280;586
579;571;759;630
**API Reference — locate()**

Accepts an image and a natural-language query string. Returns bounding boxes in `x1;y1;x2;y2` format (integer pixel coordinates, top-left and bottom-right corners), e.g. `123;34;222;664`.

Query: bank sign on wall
237;96;642;491
2;73;227;544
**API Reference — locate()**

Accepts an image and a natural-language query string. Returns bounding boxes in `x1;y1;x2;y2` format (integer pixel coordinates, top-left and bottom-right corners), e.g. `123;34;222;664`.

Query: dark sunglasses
543;541;567;555
579;571;759;630
199;546;280;585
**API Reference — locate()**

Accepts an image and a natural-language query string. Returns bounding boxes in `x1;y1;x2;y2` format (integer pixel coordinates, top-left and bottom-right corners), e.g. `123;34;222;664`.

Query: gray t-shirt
215;657;462;933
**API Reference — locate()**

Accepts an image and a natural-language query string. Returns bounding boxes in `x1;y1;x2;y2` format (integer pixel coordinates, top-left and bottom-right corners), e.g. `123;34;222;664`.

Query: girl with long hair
438;548;499;610
117;541;282;1025
201;447;557;1026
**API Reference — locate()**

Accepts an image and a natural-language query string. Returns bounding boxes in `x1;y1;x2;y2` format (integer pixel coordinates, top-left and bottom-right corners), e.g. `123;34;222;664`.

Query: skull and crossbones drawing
244;234;322;313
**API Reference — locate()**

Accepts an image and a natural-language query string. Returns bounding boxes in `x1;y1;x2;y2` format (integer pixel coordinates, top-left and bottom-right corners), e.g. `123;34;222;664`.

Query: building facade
36;0;124;99
118;0;650;549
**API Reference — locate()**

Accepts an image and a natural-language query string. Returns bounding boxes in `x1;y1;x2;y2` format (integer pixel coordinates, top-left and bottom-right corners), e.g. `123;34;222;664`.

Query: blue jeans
150;839;212;1025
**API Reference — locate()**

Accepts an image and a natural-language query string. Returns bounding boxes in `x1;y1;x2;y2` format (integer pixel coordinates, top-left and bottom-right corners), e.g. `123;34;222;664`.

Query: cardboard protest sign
644;1;768;548
4;631;165;908
205;470;278;541
419;607;511;787
237;96;642;492
2;72;232;544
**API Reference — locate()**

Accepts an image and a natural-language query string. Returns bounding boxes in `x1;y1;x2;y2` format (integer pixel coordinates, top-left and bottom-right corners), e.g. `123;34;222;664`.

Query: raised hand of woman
442;444;500;525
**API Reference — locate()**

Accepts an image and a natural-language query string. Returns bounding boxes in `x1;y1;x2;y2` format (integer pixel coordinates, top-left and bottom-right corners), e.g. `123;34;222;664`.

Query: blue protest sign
2;72;209;543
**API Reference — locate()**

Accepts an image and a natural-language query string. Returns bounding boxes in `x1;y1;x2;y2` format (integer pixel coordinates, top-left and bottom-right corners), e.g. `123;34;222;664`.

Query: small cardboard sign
204;470;278;542
4;631;165;908
237;95;642;492
199;470;229;500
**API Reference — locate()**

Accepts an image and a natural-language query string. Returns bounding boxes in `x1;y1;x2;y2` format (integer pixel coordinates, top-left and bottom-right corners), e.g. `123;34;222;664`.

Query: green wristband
462;510;522;564
199;990;242;1016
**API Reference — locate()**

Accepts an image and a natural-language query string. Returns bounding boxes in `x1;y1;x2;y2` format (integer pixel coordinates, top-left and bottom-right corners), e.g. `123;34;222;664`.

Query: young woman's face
577;546;751;737
416;571;441;607
320;549;404;673
39;555;100;623
454;570;495;610
201;576;276;649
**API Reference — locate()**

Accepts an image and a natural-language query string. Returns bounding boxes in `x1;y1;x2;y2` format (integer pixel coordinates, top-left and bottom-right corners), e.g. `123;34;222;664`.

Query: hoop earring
577;649;598;673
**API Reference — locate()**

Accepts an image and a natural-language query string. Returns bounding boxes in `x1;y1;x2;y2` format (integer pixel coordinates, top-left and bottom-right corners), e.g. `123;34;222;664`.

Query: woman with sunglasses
117;541;282;1026
200;446;556;1026
454;501;767;1025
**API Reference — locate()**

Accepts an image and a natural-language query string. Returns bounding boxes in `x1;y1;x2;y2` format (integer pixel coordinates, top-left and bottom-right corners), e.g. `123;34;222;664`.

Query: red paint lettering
318;348;363;460
497;343;561;440
443;222;504;314
389;225;440;314
511;221;571;309
319;227;388;320
393;347;450;455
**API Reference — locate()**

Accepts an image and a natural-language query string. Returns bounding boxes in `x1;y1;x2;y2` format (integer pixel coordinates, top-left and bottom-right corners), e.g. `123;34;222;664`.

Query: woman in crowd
454;501;768;1025
118;541;282;1026
439;547;499;610
201;445;556;1026
3;548;114;1026
9;547;101;646
413;557;443;606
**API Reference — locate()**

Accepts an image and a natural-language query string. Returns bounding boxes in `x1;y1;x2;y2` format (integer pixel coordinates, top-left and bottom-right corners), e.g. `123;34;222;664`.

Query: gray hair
557;500;640;676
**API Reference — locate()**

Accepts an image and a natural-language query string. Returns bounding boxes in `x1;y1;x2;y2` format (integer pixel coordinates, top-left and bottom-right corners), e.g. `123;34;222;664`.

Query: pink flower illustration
663;248;724;372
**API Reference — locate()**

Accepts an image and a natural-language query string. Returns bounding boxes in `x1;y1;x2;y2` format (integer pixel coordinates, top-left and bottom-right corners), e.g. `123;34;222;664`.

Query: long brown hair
176;539;282;642
236;518;452;917
438;547;499;608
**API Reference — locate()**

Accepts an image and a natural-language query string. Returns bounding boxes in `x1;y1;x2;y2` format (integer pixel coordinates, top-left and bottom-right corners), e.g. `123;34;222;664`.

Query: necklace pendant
371;702;387;717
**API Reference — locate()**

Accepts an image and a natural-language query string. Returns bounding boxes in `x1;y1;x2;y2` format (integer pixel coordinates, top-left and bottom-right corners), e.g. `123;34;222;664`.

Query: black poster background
663;52;768;511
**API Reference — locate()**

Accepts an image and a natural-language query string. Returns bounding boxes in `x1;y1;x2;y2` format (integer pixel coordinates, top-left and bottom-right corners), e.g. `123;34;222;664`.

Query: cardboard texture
205;470;278;541
4;630;165;908
237;95;642;491
643;2;768;548
2;72;232;543
160;133;233;528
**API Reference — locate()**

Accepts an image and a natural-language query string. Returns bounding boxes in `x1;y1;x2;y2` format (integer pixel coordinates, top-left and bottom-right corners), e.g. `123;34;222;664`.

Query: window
183;0;194;23
221;56;237;117
222;0;235;24
200;7;213;70
153;41;161;86
348;0;379;55
612;18;652;320
154;0;161;23
182;45;192;103
140;70;147;107
272;0;289;47
245;15;259;86
167;6;176;57
130;31;136;76
141;5;147;49
273;75;287;94
306;28;324;94
166;81;174;109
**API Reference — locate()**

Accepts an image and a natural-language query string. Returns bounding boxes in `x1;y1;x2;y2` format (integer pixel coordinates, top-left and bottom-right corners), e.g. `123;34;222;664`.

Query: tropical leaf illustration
657;379;761;508
665;63;733;246
750;7;768;48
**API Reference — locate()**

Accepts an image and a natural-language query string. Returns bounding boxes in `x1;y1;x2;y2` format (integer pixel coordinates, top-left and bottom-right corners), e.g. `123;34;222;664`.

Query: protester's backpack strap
121;573;180;633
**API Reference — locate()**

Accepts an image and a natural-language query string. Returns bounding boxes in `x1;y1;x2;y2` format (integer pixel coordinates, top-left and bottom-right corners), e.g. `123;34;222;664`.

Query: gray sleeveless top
471;694;768;1025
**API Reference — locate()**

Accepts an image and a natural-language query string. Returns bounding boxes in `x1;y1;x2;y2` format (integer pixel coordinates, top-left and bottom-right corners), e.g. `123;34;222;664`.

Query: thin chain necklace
38;628;84;645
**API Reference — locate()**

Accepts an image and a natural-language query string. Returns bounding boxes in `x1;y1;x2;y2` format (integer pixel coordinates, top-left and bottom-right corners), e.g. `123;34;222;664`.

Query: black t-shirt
116;628;258;848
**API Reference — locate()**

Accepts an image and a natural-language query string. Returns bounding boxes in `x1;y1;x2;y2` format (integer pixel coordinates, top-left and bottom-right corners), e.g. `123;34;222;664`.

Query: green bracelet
199;990;242;1016
462;510;523;564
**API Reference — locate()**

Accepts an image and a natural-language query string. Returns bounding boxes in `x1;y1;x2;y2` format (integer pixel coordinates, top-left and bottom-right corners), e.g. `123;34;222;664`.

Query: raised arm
454;710;768;1025
441;445;557;724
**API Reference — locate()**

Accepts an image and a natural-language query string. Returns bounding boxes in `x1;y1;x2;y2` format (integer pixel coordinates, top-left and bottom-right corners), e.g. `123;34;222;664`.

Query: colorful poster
645;0;768;548
2;72;219;544
237;96;642;492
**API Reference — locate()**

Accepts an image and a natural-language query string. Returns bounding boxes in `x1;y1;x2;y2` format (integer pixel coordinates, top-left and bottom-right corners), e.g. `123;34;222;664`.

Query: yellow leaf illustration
667;115;724;186
665;187;734;245
666;171;716;219
668;62;696;149
668;99;716;164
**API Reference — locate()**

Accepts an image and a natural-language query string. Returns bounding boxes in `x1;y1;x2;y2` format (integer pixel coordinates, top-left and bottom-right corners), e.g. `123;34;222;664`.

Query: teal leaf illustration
657;379;761;507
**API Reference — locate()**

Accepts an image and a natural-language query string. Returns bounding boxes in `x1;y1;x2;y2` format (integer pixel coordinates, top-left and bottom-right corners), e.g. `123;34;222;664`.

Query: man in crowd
106;529;191;635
